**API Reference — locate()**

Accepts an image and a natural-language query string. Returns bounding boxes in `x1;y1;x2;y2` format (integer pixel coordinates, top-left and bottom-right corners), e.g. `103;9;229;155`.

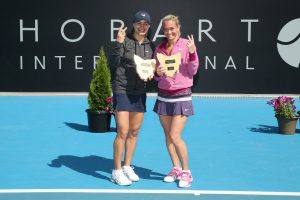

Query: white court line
0;92;299;98
0;189;300;196
0;92;88;96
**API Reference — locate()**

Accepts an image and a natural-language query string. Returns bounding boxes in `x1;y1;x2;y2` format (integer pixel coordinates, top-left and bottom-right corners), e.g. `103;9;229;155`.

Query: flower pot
276;117;298;135
86;109;112;133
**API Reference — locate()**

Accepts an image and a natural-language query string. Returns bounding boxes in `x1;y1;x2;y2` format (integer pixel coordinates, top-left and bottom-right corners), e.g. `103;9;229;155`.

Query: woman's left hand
187;34;196;54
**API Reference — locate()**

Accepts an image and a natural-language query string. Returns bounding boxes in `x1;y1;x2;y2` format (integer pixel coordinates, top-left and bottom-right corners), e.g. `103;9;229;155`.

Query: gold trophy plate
157;53;181;77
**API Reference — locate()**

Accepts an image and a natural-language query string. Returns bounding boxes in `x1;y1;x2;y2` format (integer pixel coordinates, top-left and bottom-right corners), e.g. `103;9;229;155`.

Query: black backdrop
0;0;299;93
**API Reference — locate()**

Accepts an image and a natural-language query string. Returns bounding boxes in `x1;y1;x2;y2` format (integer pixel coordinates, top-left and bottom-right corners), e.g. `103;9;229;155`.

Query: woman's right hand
116;25;127;43
156;66;167;76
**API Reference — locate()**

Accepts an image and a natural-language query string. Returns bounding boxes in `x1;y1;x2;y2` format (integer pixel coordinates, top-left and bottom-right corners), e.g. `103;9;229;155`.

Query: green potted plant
267;96;299;134
86;47;113;133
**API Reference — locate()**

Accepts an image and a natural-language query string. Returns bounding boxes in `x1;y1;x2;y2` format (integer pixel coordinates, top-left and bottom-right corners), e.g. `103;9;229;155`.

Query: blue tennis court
0;94;300;200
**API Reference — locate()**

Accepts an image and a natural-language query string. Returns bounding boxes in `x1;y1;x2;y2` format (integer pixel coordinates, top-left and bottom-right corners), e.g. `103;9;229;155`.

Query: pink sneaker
178;170;193;188
164;167;182;182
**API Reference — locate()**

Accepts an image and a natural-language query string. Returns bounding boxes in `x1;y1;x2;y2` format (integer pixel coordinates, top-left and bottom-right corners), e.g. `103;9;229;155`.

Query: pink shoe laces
180;171;192;182
167;167;181;178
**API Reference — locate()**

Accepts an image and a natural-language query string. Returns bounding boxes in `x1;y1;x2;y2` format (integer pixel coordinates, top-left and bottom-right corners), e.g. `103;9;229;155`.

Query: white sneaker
111;169;132;186
164;167;182;182
178;170;193;188
122;166;139;182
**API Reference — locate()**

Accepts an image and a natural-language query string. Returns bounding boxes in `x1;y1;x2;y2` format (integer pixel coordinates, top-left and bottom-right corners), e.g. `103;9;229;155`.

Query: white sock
113;169;122;174
123;165;131;169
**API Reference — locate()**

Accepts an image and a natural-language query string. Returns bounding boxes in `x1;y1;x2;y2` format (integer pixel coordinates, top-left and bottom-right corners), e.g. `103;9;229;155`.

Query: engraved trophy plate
157;53;181;77
134;55;156;81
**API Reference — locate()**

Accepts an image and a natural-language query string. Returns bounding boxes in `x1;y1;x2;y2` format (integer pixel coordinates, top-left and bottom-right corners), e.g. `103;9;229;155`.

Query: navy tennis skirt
113;93;146;112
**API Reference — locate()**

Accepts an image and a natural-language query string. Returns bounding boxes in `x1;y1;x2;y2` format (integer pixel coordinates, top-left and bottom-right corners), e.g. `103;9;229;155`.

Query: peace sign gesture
116;25;128;43
187;34;196;54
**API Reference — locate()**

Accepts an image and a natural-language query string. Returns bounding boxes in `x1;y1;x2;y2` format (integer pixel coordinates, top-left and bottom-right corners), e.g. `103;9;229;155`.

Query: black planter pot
86;109;112;133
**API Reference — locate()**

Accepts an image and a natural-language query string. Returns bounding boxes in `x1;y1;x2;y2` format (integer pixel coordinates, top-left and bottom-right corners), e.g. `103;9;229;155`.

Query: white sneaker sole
111;178;132;186
164;176;180;183
178;178;193;188
128;178;139;182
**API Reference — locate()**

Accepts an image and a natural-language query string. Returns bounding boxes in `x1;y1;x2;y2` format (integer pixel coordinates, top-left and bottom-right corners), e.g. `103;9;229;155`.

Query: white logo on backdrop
277;18;300;68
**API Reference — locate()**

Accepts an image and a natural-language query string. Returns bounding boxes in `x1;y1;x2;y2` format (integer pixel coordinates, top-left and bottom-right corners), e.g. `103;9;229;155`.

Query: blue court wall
0;0;299;93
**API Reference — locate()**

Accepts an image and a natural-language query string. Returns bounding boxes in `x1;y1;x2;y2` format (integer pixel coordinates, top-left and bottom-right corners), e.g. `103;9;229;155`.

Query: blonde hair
162;14;181;36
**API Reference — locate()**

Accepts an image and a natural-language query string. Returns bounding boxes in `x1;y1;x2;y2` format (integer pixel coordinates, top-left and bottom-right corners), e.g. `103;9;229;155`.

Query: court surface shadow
249;124;300;134
48;155;165;182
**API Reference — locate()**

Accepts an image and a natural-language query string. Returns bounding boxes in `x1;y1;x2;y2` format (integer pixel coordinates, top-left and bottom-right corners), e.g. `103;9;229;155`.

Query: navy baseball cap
133;10;151;24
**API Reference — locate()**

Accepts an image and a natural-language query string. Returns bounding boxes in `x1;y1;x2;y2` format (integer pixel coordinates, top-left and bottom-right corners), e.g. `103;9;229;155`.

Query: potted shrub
86;47;113;133
267;96;299;134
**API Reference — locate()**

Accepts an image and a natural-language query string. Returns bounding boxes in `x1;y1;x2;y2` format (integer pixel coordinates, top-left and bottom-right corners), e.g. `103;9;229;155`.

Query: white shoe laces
123;166;138;179
112;170;131;185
